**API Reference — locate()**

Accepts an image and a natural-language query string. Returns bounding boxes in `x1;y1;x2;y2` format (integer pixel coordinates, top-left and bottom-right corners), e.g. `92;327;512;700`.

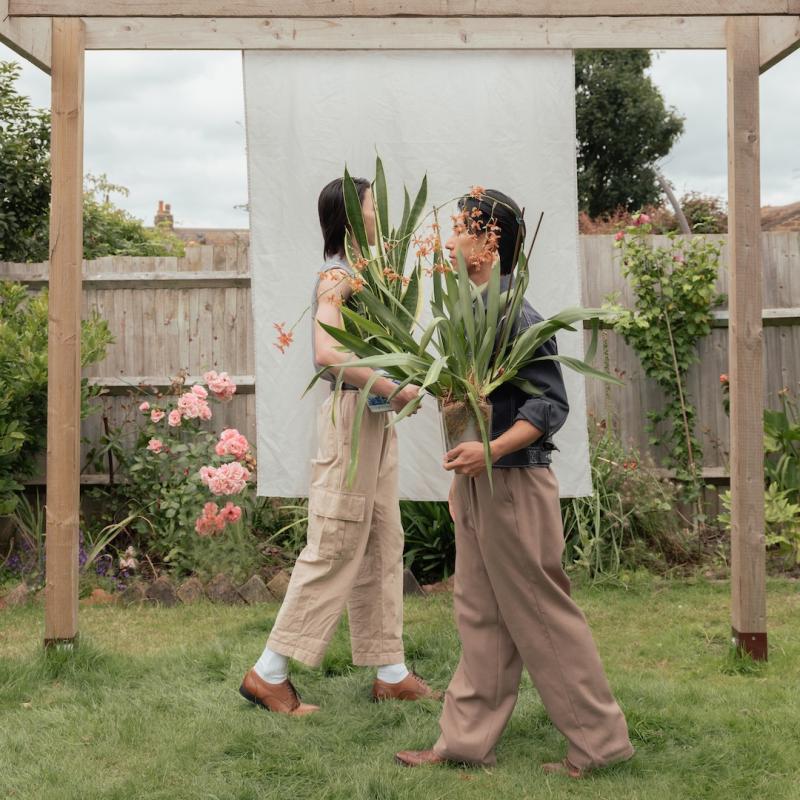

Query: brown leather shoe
372;671;442;702
239;669;319;716
395;749;447;767
542;758;585;779
542;748;635;779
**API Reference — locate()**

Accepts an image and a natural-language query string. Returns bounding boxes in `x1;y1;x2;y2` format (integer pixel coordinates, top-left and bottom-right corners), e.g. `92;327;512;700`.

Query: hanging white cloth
243;50;590;499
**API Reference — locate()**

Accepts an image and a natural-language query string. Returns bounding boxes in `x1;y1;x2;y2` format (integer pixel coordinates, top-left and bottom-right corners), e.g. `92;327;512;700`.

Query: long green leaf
346;371;382;487
343;166;370;255
374;155;390;240
534;353;625;385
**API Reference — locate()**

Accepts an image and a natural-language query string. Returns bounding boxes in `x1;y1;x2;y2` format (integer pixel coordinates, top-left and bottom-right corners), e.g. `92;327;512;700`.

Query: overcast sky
1;45;798;228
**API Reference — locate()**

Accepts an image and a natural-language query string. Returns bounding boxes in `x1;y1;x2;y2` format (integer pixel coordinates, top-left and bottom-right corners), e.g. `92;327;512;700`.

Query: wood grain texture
44;17;84;644
0;0;51;71
759;14;800;70
79;16;731;50
9;1;800;17
726;16;767;652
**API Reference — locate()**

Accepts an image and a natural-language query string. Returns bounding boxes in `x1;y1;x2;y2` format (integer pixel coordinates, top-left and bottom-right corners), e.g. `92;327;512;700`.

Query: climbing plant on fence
609;215;724;520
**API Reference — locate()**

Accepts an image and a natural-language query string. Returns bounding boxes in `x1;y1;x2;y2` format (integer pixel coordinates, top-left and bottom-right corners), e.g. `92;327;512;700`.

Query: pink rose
139;401;151;413
215;429;250;460
147;438;164;453
614;231;625;241
203;370;237;402
168;409;182;427
177;391;212;421
191;384;208;399
198;461;251;495
220;501;242;523
150;408;165;423
195;515;217;537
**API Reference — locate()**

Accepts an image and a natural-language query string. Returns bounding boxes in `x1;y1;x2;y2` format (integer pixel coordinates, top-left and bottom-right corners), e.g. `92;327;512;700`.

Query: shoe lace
286;678;303;704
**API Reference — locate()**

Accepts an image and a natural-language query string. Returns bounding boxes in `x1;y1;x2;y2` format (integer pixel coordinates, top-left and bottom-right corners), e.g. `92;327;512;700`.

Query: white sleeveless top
311;255;354;383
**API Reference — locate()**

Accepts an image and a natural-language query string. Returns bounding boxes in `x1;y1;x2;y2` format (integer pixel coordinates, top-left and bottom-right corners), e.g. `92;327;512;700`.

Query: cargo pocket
307;486;366;560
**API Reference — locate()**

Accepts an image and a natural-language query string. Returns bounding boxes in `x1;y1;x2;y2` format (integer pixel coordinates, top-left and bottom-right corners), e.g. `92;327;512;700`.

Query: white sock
377;663;410;684
254;646;289;684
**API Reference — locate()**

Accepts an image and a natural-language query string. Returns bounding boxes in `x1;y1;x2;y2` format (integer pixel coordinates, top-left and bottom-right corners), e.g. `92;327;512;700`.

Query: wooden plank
710;307;800;326
760;14;800;70
726;15;767;661
1;0;51;71
0;270;251;288
86;374;255;392
44;17;84;646
79;16;733;50
10;1;800;17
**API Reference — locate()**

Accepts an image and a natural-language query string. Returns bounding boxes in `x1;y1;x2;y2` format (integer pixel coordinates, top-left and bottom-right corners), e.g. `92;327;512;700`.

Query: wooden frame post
44;16;84;647
726;16;768;661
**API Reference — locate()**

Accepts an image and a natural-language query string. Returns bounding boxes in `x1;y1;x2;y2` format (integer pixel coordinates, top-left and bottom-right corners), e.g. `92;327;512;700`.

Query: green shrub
401;501;455;583
562;419;693;581
718;483;800;567
0;280;112;515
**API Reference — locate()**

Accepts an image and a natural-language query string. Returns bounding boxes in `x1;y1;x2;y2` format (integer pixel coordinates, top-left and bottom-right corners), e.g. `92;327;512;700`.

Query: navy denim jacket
488;280;570;468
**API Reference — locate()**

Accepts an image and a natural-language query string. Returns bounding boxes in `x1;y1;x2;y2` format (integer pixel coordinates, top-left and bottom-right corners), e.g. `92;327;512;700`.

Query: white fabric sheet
243;50;591;499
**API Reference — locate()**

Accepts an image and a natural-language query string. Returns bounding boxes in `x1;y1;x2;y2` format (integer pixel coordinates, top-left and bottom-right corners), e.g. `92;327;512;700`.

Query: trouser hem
568;742;636;771
266;635;327;669
351;649;405;667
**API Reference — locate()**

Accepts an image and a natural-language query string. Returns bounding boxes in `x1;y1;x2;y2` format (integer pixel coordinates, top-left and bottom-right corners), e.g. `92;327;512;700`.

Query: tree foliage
1;60;185;263
576;50;685;218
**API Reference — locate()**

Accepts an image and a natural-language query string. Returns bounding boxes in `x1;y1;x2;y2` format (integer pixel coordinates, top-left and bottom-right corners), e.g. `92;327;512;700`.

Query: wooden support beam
760;14;800;70
44;16;84;648
9;0;800;18
80;16;732;50
1;0;51;71
726;16;768;662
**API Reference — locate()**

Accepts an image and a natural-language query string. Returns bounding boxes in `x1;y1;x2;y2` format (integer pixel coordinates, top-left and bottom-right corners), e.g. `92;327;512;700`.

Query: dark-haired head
318;176;372;259
457;189;526;276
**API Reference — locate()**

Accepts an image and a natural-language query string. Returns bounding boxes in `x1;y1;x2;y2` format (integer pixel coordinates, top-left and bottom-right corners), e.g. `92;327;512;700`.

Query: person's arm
314;269;419;411
443;419;542;477
512;333;569;442
443;334;569;477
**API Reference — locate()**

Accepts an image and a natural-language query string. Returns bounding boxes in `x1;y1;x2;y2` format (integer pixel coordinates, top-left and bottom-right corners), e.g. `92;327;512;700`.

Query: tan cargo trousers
266;391;405;667
434;467;634;769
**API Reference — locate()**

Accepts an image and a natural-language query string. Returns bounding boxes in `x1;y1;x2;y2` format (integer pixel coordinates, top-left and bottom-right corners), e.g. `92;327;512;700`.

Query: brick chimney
154;200;174;229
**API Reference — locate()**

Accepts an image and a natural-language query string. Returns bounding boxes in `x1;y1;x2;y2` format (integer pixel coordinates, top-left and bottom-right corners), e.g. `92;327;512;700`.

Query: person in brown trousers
240;177;439;715
395;189;635;776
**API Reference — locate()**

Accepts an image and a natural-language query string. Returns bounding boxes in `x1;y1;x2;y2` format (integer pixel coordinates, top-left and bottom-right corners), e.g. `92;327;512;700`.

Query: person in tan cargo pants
239;176;439;715
395;189;635;777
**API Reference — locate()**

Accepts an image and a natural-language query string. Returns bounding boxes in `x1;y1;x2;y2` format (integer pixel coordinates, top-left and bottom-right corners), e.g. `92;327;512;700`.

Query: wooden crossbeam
9;1;800;18
1;0;51;71
80;16;733;50
760;14;800;70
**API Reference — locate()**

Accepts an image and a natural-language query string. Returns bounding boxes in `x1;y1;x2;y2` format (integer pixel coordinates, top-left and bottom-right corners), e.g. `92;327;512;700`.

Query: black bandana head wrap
457;189;526;276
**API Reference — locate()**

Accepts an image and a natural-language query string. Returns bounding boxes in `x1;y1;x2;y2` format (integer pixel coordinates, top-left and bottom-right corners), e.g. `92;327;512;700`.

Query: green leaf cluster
610;220;723;507
0;280;113;515
310;165;622;485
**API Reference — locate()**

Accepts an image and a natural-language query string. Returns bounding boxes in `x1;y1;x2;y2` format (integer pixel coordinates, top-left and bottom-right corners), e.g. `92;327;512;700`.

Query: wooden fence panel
2;232;798;485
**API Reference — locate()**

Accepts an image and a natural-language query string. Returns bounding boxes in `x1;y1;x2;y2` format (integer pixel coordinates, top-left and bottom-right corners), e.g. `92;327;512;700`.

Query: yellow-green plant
310;183;621;486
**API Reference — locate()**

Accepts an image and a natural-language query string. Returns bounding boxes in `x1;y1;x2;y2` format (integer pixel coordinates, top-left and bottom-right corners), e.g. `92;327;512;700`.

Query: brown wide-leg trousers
434;467;634;769
266;392;405;667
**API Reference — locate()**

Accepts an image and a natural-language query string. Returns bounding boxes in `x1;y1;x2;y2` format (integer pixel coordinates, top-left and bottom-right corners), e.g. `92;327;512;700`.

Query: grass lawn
1;576;799;800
